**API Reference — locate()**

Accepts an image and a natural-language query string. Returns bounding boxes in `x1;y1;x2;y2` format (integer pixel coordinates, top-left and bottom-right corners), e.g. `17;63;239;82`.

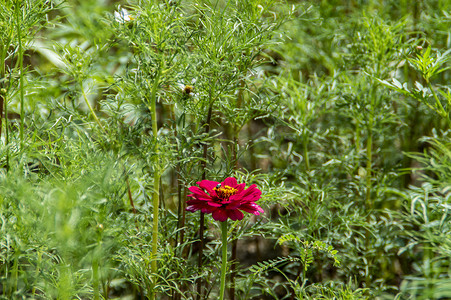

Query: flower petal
198;180;220;190
188;187;213;201
227;209;244;221
212;209;228;222
198;180;220;195
234;185;262;202
186;177;263;221
222;177;238;188
187;199;221;207
238;203;264;215
186;200;217;213
235;183;246;193
224;200;242;209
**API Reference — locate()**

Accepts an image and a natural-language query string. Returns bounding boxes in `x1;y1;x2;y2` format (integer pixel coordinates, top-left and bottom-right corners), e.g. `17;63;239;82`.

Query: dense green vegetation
1;0;450;299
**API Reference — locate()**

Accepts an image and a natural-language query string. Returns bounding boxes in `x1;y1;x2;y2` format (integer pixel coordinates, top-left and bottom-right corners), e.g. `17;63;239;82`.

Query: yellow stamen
214;185;238;199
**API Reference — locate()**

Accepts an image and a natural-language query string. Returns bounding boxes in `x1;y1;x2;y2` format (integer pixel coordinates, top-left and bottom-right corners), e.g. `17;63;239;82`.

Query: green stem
355;120;360;154
11;250;20;297
302;132;310;172
4;91;9;171
365;123;372;208
219;221;228;300
15;0;24;149
366;82;377;209
150;63;162;300
1;31;10;170
0;49;5;141
196;91;215;300
32;249;42;296
0;92;3;141
92;258;100;300
364;84;377;287
427;80;447;118
229;77;245;300
80;80;106;133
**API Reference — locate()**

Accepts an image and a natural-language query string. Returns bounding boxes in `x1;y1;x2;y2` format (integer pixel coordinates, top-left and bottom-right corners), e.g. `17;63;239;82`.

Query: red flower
186;177;264;222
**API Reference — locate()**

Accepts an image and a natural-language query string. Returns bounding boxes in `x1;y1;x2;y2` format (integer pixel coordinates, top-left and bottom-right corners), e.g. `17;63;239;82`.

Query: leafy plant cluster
0;0;450;299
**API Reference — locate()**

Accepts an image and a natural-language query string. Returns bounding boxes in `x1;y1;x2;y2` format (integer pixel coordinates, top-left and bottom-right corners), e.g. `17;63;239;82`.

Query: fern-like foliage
249;234;340;282
249;256;302;275
278;233;341;268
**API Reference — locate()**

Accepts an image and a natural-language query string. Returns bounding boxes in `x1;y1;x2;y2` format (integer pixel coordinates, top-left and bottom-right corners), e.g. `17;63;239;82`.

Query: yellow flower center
213;185;238;199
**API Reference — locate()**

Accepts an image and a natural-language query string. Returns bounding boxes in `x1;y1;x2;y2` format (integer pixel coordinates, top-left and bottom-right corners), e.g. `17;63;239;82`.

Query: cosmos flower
186;177;264;222
177;78;197;97
114;6;135;23
180;83;194;95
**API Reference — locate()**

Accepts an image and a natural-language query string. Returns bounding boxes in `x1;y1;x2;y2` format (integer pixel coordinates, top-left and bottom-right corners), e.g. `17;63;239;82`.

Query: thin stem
171;102;183;252
4;90;9;171
219;221;228;300
179;187;187;255
196;98;214;299
1;33;9;170
125;175;137;215
355;120;360;154
175;164;182;246
32;249;42;296
0;92;3;140
124;167;140;231
365;123;372;208
365;83;377;209
230;230;237;300
11;250;20;297
365;82;377;287
92;258;100;300
197;212;205;298
150;63;163;300
302;131;310;172
2;39;11;172
229;84;242;300
80;81;106;134
15;0;24;149
427;80;448;120
0;39;4;141
364;113;374;289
